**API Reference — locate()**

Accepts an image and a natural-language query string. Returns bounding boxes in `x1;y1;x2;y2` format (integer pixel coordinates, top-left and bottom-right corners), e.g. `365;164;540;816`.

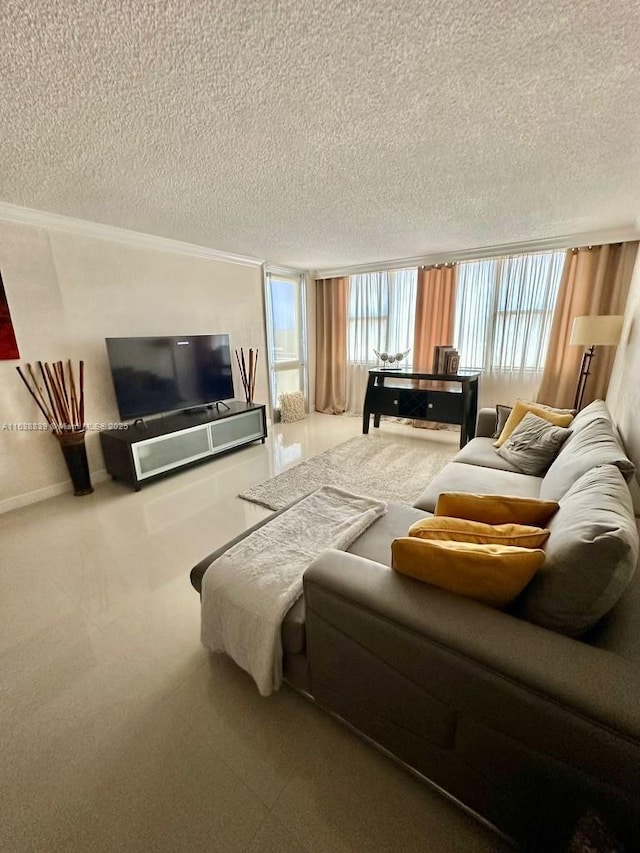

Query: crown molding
310;225;640;279
264;263;307;277
2;201;636;277
0;201;264;268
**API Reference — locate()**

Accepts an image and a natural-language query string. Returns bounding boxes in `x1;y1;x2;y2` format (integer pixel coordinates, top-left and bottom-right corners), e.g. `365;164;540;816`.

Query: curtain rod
310;227;639;280
421;244;615;268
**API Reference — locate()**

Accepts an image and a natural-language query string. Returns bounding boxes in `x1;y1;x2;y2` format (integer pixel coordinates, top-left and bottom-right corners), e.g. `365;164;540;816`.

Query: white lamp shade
570;315;624;346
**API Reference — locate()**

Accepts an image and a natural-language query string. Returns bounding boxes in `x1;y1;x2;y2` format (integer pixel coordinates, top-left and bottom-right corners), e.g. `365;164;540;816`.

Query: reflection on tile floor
0;414;510;851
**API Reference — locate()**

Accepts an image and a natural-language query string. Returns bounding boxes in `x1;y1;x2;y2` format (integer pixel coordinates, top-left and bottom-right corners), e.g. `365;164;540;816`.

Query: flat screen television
105;335;234;420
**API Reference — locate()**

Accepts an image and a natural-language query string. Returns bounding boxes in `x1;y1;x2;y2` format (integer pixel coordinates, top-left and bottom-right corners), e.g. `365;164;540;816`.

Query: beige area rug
239;434;457;510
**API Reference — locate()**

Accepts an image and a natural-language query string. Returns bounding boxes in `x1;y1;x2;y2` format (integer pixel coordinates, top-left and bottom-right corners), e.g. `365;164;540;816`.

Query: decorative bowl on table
373;349;410;368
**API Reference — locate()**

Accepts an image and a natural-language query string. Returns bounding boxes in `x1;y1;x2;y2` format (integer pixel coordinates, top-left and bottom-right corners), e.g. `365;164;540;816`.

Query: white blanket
200;486;386;695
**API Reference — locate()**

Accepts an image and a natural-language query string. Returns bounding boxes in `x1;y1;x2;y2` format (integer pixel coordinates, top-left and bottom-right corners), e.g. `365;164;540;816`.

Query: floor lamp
570;315;624;410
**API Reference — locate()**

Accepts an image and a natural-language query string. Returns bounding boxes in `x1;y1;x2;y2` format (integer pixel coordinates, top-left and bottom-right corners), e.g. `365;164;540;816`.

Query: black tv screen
105;335;234;420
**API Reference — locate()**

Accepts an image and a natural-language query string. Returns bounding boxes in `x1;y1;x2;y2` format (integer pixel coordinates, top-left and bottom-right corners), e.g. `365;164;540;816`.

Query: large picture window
342;251;567;413
347;269;417;363
346;268;417;412
455;252;565;374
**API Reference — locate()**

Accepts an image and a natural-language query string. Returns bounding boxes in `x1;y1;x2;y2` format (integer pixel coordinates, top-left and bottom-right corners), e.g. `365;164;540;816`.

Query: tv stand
210;400;230;412
100;401;267;491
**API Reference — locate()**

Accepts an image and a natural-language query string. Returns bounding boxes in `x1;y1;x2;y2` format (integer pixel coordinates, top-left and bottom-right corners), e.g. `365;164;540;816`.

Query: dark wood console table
362;368;480;448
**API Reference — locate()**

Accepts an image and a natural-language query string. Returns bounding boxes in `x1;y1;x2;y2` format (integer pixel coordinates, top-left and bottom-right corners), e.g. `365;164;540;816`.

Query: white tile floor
0;413;511;852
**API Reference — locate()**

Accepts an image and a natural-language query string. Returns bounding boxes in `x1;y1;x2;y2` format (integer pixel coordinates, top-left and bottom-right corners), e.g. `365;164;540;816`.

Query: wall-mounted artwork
0;270;19;359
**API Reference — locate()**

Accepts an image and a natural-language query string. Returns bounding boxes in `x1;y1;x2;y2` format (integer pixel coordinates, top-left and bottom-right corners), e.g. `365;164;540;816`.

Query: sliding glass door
264;270;307;413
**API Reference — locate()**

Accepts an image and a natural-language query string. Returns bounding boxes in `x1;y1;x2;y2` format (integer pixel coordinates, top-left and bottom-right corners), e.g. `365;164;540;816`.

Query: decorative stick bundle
16;360;86;434
234;348;258;404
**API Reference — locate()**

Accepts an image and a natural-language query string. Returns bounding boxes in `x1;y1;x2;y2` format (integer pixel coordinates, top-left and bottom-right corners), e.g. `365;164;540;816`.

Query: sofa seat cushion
518;465;639;637
192;500;428;657
285;503;429;655
540;416;635;502
348;503;430;566
284;504;430;655
414;462;543;512
454;437;523;473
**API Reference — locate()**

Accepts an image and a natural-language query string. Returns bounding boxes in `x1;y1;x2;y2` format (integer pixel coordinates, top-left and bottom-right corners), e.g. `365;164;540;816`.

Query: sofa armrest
476;407;497;438
304;550;640;739
305;550;640;844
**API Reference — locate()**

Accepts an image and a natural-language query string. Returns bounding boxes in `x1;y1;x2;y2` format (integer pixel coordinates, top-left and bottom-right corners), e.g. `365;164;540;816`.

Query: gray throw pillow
496;412;572;475
491;401;576;439
492;404;512;439
518;464;638;636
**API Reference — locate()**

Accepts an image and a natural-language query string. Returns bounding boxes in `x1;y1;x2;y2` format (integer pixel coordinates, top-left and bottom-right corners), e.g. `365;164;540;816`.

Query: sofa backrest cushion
569;398;612;433
540;416;635;501
518;465;639;637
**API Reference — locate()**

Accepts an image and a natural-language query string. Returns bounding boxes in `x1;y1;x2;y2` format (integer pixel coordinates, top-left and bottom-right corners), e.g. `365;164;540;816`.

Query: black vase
56;431;94;496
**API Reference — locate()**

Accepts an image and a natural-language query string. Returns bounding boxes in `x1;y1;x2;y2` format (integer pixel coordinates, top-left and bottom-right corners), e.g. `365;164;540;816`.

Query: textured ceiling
1;0;640;269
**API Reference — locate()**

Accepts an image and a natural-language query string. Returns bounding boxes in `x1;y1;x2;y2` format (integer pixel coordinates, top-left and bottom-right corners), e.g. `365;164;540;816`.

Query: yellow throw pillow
435;492;559;526
494;400;574;448
408;516;549;549
392;538;545;608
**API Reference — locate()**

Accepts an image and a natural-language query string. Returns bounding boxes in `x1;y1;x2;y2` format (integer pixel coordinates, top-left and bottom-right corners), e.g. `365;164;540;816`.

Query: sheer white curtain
346;269;417;414
455;251;566;409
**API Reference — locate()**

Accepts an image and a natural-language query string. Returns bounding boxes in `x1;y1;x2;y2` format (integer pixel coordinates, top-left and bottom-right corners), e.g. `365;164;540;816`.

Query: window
342;252;566;413
454;251;565;374
264;271;307;410
348;269;417;363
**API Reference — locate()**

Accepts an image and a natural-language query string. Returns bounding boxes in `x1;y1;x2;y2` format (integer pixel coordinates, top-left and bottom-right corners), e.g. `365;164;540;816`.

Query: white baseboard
0;468;109;515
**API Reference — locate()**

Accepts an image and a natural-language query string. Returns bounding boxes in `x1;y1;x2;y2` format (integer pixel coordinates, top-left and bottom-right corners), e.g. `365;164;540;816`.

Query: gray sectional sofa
191;400;640;850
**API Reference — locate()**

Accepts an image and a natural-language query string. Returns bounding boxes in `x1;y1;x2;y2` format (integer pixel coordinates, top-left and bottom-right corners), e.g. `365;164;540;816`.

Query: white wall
0;219;267;511
607;250;640;512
